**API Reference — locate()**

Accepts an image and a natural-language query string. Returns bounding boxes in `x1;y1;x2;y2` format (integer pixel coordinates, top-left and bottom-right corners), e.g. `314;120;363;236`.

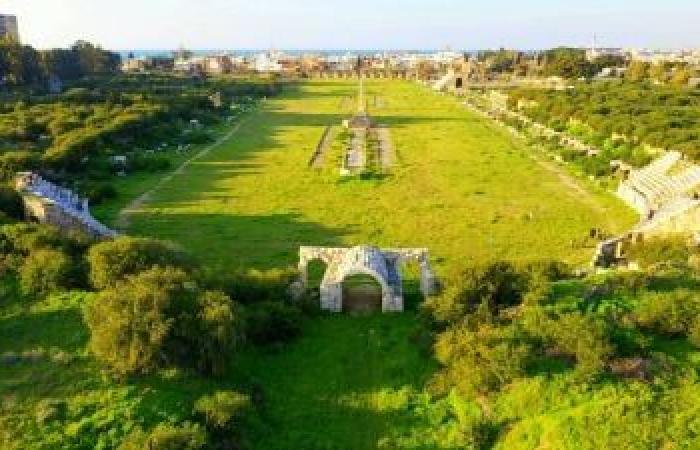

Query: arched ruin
298;245;438;312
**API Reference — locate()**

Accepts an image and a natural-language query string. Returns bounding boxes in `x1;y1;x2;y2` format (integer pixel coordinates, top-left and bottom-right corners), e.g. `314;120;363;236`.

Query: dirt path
115;114;253;230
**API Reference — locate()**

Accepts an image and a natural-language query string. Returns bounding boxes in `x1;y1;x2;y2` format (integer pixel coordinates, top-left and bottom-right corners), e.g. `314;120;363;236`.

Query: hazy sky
4;0;700;50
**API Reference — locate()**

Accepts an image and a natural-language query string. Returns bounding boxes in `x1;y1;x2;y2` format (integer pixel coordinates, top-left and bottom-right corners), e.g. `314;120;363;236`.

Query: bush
19;249;73;297
431;323;531;396
119;422;207;450
196;290;244;376
83;182;117;205
425;261;528;326
85;267;243;377
0;151;39;181
634;289;700;337
626;236;691;270
217;268;297;305
0;186;24;220
689;319;700;348
524;309;613;378
245;301;302;345
194;391;251;430
0;223;70;257
87;236;193;289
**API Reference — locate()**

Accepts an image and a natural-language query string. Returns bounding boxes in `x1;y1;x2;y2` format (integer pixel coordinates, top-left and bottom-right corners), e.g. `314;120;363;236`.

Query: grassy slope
0;80;643;449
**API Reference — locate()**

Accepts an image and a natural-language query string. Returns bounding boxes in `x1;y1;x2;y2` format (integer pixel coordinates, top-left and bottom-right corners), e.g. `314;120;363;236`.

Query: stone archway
298;246;439;313
341;271;387;313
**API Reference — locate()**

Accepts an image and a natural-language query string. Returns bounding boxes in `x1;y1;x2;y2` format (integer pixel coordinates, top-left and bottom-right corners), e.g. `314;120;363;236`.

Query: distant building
254;51;283;73
586;47;626;61
0;14;19;41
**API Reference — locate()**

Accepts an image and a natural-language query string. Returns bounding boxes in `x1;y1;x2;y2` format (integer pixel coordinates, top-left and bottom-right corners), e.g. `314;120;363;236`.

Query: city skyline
3;0;700;51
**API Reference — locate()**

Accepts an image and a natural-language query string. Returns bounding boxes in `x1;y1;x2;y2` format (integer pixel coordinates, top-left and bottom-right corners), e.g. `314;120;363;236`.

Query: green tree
19;249;73;297
87;236;193;289
86;267;242;377
626;61;650;82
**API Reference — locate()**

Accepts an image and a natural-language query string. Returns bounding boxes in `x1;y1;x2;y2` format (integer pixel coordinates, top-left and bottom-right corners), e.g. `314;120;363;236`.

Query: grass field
0;80;643;449
124;80;636;274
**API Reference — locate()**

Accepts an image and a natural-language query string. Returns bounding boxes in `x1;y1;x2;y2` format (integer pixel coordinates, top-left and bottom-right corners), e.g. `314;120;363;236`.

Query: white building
254;51;283;73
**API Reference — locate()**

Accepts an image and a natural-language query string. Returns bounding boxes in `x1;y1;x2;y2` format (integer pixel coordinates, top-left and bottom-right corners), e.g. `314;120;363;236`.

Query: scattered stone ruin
338;77;394;175
594;152;700;266
15;172;117;239
298;245;439;313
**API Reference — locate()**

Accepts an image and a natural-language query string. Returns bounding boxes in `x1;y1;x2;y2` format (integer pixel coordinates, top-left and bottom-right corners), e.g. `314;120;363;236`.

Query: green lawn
0;80;644;449
125;80;636;273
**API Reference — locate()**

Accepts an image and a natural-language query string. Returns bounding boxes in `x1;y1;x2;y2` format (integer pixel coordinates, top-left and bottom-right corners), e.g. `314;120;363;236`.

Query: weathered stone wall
15;172;117;240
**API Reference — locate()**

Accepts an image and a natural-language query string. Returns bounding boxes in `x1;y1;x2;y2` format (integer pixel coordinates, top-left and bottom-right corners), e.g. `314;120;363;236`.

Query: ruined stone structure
338;77;394;174
15;172;117;239
594;152;700;266
298;246;438;313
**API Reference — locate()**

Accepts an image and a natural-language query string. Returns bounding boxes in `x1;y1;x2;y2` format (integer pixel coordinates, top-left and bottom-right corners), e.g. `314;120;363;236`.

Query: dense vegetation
0;73;278;207
508;81;700;162
0;38;120;88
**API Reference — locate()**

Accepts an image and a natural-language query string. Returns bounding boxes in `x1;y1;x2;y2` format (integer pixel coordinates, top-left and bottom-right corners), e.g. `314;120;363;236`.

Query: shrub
196;290;244;376
524;310;613;378
19;249;73;297
85;267;243;377
0;151;39;181
0;186;24;220
245;301;302;345
626;236;690;270
0;223;68;257
83;182;117;205
689;319;700;348
425;261;527;326
85;267;195;376
634;289;700;337
35;399;67;425
87;236;193;289
217;268;297;305
431;323;531;396
119;422;207;450
194;391;251;430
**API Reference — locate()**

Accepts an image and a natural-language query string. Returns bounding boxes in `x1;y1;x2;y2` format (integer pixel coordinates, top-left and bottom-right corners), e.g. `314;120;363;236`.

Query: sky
3;0;700;51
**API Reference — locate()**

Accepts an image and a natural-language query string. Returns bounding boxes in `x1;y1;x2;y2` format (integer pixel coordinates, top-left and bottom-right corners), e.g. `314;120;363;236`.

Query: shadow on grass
130;212;355;271
0;307;88;354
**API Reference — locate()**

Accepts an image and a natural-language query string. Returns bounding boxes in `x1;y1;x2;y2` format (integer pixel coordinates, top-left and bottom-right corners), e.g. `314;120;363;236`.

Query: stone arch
337;267;393;313
298;246;438;313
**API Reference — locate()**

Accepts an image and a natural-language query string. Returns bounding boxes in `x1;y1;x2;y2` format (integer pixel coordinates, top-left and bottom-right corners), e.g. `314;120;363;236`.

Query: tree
87;236;193;289
425;261;527;326
671;68;692;88
626;61;650;82
543;47;596;79
86;267;190;376
649;63;668;83
85;267;243;377
19;249;73;297
196;291;243;376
